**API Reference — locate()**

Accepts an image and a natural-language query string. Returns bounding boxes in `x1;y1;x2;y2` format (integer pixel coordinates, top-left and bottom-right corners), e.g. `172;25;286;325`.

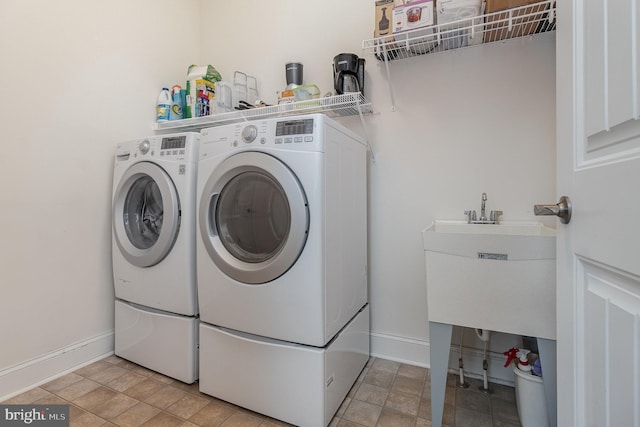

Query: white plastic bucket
513;366;549;427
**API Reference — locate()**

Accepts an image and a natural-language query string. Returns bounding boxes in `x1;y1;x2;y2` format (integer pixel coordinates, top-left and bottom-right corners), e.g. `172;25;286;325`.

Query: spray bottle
517;349;532;372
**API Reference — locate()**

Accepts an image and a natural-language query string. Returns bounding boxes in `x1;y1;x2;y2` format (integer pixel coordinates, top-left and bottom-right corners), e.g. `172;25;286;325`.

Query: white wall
0;0;202;398
0;0;556;398
201;0;556;372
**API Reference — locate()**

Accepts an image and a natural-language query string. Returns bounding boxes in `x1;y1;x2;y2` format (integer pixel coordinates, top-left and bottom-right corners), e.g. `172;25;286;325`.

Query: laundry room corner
0;0;202;400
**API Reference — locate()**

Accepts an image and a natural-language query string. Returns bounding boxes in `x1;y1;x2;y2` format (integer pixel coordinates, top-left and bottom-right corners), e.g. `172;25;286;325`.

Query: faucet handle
490;210;503;222
464;210;477;223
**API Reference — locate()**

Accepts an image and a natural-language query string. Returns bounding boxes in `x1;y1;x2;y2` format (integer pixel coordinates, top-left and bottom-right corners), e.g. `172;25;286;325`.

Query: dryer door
113;161;180;268
199;152;309;284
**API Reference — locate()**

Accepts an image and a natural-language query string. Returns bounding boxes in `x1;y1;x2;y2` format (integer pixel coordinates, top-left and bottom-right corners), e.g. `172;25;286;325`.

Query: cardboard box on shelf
375;0;395;39
392;0;435;35
391;0;437;54
483;0;549;43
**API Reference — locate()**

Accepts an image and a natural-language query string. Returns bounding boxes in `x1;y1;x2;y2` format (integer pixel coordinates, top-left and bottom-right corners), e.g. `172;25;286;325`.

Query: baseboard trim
0;331;114;401
370;331;515;386
370;331;430;368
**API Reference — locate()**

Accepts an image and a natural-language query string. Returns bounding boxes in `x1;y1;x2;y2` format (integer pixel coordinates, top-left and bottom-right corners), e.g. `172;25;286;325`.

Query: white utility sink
422;220;556;339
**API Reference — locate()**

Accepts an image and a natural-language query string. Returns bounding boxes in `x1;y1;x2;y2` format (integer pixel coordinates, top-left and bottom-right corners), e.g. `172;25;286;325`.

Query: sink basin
422;220;556;339
426;220;556;236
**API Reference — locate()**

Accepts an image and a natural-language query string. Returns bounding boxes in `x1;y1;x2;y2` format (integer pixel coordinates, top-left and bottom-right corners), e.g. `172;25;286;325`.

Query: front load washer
196;114;369;426
196;114;368;347
112;132;199;383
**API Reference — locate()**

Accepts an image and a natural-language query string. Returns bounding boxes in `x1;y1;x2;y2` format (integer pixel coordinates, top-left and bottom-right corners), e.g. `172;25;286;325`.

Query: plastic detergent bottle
169;85;183;120
156;88;171;122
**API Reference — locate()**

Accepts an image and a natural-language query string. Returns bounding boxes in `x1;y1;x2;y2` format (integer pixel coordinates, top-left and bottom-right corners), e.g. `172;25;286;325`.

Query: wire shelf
154;93;373;132
362;0;556;61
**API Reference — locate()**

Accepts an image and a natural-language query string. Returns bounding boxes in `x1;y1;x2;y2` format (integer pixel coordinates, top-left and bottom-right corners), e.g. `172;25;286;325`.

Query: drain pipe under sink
457;327;469;388
475;328;493;394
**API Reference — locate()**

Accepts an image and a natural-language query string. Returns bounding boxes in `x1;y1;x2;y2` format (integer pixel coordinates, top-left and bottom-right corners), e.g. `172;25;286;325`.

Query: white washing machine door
199;152;309;284
113;161;180;268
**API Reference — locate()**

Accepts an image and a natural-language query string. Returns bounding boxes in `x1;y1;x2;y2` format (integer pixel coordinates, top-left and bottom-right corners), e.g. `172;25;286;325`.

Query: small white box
436;0;485;49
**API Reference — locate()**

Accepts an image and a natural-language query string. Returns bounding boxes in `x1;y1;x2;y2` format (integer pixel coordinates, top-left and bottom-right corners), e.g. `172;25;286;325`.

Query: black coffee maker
333;53;365;95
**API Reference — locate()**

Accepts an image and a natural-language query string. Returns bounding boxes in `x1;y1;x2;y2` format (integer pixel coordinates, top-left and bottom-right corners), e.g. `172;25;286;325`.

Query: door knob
534;196;572;224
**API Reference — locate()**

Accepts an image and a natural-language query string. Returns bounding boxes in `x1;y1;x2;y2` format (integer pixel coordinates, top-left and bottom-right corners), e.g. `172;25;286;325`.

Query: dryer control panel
199;114;332;159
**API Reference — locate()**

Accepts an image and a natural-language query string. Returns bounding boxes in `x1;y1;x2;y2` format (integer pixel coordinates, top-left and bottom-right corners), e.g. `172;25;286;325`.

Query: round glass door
199;152;309;284
113;162;180;267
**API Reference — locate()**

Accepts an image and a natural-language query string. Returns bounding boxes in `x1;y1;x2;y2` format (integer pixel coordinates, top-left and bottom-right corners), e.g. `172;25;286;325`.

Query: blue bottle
169;85;183;120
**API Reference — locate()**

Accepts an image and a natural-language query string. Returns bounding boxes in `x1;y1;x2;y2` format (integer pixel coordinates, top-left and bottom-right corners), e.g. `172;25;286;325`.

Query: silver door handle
534;196;572;224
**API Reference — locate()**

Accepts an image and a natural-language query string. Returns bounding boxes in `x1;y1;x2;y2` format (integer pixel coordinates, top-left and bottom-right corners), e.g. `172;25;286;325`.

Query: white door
556;1;640;426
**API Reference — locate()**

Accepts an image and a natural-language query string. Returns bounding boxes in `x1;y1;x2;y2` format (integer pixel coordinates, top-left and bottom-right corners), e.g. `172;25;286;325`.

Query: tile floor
1;355;522;427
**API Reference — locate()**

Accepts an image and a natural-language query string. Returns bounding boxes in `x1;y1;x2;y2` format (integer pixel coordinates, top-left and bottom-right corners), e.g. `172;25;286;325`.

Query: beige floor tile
72;386;118;412
144;385;188;409
92;393;139;420
165;393;211;419
41;373;84;393
87;365;129;385
334;420;364;427
341;400;382;427
34;394;71;405
70;411;109;427
353;382;389;406
362;367;395;389
103;355;125;365
56;378;102;401
376;407;416;427
122;378;166;401
371;358;401;373
188;401;236;426
74;360;112;378
384;390;421;416
416;418;433;427
397;364;428;381
2;387;52;404
219;411;262;426
391;374;425;397
139;411;185;427
491;397;521;425
110;402;161;427
456;406;493;427
456;387;491;414
123;363;155;377
149;371;176;385
334;397;351;418
107;371;147;392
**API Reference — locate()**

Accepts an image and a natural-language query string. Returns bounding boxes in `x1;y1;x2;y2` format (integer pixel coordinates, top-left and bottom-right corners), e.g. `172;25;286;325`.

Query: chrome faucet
464;193;502;224
480;192;488;221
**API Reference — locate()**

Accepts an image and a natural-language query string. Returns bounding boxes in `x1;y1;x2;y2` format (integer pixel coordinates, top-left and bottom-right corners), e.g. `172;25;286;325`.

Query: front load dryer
196;114;370;426
112;132;199;383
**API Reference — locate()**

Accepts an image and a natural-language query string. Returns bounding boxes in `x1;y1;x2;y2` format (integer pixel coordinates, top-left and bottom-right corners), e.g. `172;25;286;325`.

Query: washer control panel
117;133;199;163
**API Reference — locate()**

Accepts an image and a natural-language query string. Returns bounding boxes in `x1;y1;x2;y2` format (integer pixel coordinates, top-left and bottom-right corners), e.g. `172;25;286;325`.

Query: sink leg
537;338;557;427
429;321;452;427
